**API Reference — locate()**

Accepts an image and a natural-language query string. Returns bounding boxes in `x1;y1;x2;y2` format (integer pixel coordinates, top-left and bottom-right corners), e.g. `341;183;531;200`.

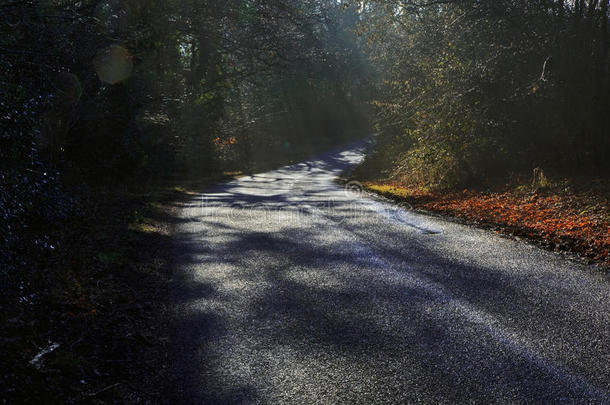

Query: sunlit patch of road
170;141;610;404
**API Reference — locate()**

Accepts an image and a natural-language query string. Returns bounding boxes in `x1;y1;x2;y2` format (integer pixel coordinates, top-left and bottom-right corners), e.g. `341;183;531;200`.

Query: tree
353;0;610;188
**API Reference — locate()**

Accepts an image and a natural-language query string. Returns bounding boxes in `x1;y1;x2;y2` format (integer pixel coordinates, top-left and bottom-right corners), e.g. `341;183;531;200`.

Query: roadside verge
353;180;608;269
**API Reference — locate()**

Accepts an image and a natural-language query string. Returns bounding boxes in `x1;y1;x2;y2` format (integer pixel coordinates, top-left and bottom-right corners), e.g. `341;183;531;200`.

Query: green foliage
1;0;373;306
354;0;610;189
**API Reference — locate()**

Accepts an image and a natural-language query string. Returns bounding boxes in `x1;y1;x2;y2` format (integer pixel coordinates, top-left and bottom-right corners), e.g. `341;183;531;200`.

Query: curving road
170;142;610;404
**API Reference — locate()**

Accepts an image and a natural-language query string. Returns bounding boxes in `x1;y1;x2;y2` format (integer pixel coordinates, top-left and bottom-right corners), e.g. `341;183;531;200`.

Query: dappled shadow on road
167;144;610;403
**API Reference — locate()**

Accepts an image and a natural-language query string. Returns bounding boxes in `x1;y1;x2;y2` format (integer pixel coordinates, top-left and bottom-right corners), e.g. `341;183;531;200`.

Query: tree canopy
354;0;610;187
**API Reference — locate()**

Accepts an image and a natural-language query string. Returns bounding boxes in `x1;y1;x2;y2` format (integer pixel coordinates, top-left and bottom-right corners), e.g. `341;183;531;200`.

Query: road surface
170;142;610;404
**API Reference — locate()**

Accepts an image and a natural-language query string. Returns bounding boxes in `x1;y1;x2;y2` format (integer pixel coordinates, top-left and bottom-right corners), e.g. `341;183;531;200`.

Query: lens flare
93;45;133;85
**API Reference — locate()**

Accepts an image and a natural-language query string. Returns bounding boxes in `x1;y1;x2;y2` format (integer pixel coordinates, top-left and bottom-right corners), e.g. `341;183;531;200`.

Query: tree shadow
167;145;610;403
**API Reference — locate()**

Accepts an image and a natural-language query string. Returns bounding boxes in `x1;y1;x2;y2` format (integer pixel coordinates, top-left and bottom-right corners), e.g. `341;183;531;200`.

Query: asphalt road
170;142;610;404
